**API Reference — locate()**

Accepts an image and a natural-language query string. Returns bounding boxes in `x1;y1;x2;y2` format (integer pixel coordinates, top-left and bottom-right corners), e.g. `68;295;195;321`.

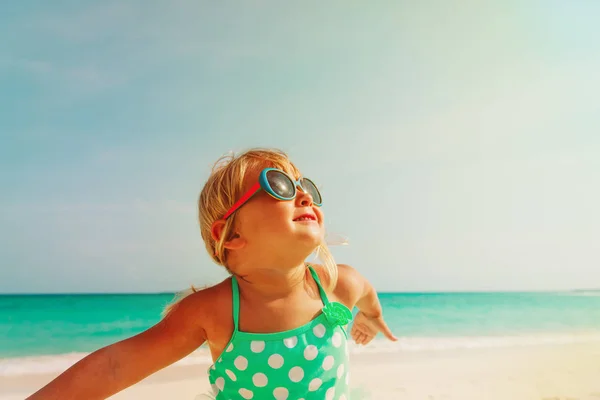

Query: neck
234;261;311;300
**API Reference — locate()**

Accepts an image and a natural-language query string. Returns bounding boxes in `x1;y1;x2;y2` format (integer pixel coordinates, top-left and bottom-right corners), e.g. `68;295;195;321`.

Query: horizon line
2;288;597;296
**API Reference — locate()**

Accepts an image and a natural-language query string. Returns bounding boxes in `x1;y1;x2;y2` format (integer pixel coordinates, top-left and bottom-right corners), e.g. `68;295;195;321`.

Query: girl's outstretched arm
26;291;209;400
334;264;398;345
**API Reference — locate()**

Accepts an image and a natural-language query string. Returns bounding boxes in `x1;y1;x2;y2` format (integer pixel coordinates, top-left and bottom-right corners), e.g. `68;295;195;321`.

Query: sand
3;342;600;400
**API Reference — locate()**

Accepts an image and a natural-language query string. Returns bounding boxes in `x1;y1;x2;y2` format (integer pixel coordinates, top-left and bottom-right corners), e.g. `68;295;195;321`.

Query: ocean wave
0;352;91;377
348;332;600;353
2;332;600;377
0;350;214;378
560;291;600;297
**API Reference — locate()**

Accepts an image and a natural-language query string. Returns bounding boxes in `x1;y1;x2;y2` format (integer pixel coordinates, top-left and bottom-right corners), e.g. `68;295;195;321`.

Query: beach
3;341;600;400
3;292;600;399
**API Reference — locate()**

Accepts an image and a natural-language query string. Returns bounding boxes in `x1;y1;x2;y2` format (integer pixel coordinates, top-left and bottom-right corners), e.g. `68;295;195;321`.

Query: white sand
3;342;600;400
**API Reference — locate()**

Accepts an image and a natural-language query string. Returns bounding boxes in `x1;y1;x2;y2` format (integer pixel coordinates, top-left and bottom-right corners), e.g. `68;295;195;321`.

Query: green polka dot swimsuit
207;266;353;400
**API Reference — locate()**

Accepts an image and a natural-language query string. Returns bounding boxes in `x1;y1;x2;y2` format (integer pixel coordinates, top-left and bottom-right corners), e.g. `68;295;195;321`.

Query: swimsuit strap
230;265;328;331
231;276;240;332
307;264;330;306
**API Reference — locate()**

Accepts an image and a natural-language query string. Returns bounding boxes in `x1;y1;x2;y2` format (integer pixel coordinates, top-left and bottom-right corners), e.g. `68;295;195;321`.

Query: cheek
261;203;293;228
315;207;324;222
237;200;291;233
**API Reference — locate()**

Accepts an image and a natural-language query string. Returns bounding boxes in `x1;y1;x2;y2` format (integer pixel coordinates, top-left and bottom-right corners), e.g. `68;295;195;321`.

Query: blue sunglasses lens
265;170;322;205
266;170;295;199
301;178;322;205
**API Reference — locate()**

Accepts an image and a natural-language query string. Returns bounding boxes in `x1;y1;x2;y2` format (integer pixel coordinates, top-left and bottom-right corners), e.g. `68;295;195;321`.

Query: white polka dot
234;355;248;370
268;353;284;369
250;340;265;353
332;331;342;347
308;378;322;391
211;364;216;370
304;345;318;360
288;366;304;382
215;377;225;391
252;372;268;387
239;388;254;399
322;355;335;370
283;336;298;348
273;387;289;400
312;323;326;338
337;363;345;378
226;343;234;352
326;387;335;400
225;369;237;381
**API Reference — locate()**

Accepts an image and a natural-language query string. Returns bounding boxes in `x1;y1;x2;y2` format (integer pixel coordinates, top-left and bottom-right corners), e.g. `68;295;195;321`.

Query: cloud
28;2;136;44
326;56;600;173
1;3;151;100
1;199;194;216
2;57;124;97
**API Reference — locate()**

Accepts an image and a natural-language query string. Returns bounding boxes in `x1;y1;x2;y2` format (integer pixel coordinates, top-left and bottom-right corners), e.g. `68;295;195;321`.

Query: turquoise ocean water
2;291;600;376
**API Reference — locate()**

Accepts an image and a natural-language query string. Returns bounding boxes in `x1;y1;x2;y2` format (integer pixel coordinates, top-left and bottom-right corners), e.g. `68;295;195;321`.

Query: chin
268;223;324;251
296;230;324;248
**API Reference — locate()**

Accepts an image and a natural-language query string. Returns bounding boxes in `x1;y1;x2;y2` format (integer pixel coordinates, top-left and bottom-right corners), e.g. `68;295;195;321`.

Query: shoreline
3;342;600;400
5;330;600;364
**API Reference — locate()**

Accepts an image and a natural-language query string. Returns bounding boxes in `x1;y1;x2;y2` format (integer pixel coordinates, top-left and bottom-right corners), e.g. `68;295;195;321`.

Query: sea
2;291;600;377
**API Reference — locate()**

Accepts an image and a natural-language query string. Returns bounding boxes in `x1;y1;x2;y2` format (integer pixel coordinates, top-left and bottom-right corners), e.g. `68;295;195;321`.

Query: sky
1;1;599;293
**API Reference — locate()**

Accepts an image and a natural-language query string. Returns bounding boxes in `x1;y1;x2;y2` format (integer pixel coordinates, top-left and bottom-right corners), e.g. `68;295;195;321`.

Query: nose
295;185;313;207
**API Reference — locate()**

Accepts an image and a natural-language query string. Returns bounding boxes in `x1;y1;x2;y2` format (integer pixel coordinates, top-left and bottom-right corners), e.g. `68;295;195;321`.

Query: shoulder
309;263;366;309
162;278;233;333
117;278;234;359
334;263;367;306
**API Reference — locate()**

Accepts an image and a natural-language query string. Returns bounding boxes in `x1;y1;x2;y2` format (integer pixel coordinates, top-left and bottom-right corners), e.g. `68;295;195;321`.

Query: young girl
28;148;397;400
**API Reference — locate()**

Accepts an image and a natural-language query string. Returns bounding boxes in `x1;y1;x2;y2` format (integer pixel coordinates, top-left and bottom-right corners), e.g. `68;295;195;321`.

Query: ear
211;219;246;251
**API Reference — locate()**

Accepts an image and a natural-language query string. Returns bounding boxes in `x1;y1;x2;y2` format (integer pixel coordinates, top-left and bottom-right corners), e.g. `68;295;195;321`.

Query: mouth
293;213;317;222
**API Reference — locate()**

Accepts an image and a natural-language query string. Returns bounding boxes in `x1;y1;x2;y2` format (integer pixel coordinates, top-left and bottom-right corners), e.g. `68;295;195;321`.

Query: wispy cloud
3;1;600;292
1;199;195;216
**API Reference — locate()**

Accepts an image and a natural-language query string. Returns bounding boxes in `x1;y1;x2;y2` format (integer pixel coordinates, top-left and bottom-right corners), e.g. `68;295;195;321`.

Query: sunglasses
222;168;322;220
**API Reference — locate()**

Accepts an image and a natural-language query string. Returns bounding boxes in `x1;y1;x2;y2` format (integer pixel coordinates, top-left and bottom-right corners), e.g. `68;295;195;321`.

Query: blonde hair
163;148;338;317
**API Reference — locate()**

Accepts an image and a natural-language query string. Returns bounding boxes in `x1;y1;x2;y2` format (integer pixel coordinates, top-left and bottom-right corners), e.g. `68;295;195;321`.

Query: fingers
354;332;370;345
350;315;398;344
350;321;369;337
378;320;399;342
350;324;370;345
352;328;373;345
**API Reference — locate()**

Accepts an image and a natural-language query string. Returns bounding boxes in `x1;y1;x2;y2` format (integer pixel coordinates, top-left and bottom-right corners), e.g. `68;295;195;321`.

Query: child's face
233;164;325;259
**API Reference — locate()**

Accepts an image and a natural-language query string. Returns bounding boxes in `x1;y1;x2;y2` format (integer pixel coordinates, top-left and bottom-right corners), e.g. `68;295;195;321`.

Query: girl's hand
350;311;398;345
